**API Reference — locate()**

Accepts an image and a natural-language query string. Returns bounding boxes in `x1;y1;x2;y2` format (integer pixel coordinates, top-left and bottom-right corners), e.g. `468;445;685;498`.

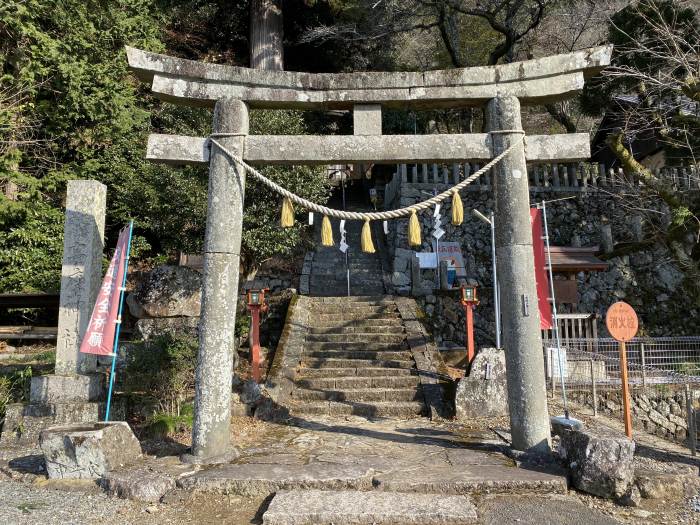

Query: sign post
605;301;639;438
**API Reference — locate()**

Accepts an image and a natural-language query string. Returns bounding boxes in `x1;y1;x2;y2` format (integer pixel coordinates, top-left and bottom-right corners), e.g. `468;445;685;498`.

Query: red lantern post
246;288;269;382
460;285;480;366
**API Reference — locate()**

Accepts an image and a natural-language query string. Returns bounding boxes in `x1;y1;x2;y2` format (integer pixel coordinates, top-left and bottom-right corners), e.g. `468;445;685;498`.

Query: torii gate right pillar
486;95;551;453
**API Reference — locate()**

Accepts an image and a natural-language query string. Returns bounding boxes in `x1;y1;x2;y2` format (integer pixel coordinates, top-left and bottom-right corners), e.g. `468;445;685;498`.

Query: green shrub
123;333;197;417
0;366;32;423
145;405;193;439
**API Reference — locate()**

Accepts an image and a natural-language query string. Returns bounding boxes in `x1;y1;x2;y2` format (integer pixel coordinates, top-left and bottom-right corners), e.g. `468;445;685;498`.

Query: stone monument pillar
1;180;108;446
190;99;248;462
486;95;551;454
55;180;107;375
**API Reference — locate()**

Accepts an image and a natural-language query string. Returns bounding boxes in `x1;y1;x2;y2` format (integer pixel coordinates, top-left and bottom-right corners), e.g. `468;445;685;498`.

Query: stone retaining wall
384;183;697;343
568;386;697;443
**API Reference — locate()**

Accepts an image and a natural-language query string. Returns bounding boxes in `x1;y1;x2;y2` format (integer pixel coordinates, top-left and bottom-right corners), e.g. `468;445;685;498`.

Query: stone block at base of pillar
0;399;125;447
30;374;104;404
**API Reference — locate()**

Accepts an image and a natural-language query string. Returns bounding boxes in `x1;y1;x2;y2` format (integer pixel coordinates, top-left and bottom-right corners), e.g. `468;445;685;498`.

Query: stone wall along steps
288;296;427;418
306;218;385;297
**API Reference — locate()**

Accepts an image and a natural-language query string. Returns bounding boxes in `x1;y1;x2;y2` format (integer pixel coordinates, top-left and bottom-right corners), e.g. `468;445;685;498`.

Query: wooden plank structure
127;45;613;462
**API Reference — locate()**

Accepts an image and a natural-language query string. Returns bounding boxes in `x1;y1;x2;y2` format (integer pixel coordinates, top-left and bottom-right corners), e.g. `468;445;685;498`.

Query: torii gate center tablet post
127;45;612;461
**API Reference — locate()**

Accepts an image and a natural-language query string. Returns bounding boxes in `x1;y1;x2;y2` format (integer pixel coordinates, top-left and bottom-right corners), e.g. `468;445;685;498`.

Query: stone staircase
302;218;386;297
288;296;427;418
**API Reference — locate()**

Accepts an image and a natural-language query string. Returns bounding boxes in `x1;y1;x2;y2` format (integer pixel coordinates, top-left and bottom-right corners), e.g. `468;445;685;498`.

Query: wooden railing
542;313;599;343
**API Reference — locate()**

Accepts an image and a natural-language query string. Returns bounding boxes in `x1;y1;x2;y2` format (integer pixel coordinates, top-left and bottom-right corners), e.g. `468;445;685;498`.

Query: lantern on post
460;284;479;367
246;288;269;382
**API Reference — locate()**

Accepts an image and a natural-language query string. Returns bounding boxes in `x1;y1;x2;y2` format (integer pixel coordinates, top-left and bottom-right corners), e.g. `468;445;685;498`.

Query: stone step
314;312;400;321
309;275;383;283
305;350;411;361
311;263;382;271
292;387;422;402
296;375;421;390
302;357;414;369
309;278;383;286
311;318;404;328
305;341;406;351
306;333;406;344
310;296;392;303
262;490;478;525
309;305;397;315
297;367;417;379
310;270;382;278
309;283;384;292
309;325;405;335
290;400;426;418
309;289;385;298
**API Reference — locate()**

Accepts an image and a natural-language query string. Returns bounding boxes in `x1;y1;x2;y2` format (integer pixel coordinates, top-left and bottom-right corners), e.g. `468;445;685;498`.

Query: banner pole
541;200;569;419
105;220;134;422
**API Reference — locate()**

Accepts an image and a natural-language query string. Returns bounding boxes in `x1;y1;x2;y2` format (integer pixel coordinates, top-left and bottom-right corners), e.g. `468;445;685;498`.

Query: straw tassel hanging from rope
408;210;421;247
321;215;334;246
280;197;295;227
361;219;375;253
451;190;464;226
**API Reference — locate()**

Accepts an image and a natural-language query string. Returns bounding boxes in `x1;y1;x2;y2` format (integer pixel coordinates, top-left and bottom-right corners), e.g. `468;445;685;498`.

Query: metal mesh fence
543;337;700;449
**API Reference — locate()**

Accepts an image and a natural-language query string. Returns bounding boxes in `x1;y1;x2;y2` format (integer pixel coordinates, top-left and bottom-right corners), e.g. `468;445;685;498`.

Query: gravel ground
0;479;267;524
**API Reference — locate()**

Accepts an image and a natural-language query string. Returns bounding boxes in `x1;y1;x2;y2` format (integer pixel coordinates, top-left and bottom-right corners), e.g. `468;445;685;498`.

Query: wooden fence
384;161;700;207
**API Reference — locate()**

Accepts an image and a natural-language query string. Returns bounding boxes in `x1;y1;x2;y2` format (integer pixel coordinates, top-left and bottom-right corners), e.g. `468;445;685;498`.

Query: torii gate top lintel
126;45;612;110
127;45;611;167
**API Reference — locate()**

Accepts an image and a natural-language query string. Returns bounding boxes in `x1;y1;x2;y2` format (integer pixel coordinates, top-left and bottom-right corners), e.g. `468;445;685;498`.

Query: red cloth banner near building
80;226;130;356
531;209;553;330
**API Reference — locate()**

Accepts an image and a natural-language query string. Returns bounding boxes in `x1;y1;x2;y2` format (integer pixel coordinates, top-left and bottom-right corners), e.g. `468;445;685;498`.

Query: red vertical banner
80;226;130;356
530;209;553;330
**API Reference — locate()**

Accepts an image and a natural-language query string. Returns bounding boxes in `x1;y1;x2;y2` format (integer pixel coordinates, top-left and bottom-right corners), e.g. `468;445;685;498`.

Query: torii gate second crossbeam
127;46;612;462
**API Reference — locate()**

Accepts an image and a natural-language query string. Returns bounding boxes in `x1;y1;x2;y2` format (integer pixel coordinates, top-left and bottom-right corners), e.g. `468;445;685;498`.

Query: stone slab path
172;415;567;523
262;489;479;525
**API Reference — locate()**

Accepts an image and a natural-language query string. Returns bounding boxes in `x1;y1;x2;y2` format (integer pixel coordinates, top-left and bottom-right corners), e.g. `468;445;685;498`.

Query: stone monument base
30;374;104;404
0;373;119;447
0;401;105;447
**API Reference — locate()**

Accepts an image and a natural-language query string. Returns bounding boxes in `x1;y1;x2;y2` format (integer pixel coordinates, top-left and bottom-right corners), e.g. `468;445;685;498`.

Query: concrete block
40;421;142;479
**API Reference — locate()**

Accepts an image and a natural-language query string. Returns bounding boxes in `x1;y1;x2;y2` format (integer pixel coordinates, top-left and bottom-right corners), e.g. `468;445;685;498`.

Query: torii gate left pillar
189;99;248;462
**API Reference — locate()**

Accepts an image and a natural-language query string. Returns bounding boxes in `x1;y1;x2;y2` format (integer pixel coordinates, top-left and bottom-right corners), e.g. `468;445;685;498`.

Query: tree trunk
250;0;284;70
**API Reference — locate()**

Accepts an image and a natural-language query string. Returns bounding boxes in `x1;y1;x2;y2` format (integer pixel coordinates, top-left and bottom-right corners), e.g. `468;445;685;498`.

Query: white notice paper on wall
416;252;438;269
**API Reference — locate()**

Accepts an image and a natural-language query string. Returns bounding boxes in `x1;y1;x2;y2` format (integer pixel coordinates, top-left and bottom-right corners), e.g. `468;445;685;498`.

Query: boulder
40;422;142;479
135;317;200;340
127;265;202;319
101;469;176;502
455;347;508;419
557;427;635;499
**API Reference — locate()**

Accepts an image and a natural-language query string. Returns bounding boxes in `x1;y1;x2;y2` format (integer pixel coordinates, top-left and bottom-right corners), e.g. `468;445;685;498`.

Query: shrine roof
549;247;608;272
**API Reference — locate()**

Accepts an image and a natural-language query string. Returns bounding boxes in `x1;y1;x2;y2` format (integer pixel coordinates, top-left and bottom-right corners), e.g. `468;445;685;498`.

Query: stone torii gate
127;45;611;462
